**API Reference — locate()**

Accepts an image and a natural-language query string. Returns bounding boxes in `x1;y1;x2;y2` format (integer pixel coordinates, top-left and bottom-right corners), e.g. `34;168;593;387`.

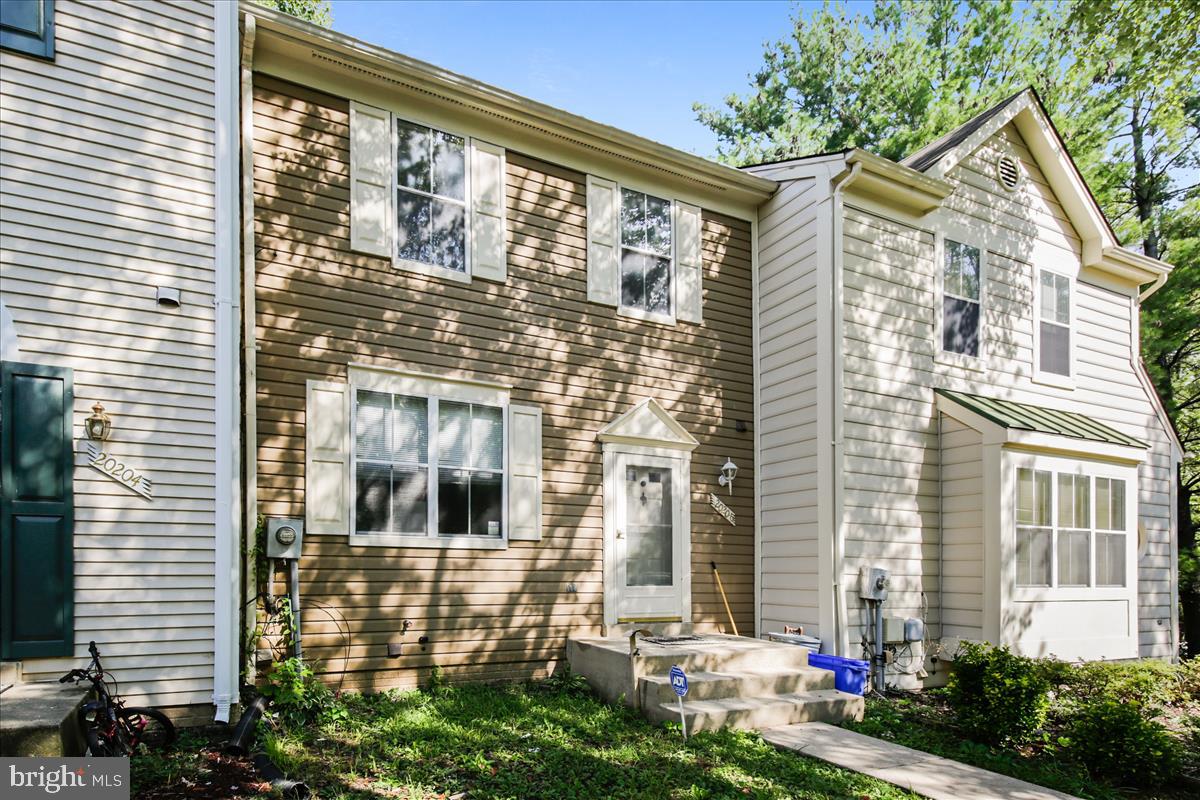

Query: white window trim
1008;452;1135;603
392;112;475;285
933;231;987;373
1032;266;1075;389
615;182;677;327
347;365;509;550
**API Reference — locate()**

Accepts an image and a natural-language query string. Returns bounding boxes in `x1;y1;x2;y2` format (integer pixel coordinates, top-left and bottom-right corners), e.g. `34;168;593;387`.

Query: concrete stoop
567;634;864;733
0;681;88;757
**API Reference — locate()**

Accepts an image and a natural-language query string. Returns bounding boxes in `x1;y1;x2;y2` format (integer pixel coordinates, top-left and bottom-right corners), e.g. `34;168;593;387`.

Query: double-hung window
941;239;982;358
395;119;468;275
619;188;673;318
1037;270;1072;379
1015;467;1127;589
353;389;505;540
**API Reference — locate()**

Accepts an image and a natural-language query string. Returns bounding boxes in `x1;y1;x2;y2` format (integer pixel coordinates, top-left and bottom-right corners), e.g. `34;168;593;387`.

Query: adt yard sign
669;665;688;697
669;665;688;739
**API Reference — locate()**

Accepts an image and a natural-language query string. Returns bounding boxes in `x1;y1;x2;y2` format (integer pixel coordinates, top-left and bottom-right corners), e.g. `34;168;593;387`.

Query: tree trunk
1129;94;1159;259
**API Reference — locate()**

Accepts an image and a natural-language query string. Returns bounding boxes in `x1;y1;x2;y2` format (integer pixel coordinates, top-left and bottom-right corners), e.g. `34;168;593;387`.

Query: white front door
613;453;684;622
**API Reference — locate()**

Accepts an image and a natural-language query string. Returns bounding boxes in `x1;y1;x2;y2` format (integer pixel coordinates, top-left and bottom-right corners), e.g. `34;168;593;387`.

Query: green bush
947;642;1050;746
1057;659;1182;711
260;656;337;727
1063;700;1182;787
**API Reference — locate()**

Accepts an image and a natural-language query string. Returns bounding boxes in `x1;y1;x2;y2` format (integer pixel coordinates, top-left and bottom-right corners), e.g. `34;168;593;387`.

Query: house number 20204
85;443;154;500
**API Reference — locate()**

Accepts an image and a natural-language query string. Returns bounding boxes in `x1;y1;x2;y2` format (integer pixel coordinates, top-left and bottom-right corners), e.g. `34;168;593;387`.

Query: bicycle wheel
118;707;176;752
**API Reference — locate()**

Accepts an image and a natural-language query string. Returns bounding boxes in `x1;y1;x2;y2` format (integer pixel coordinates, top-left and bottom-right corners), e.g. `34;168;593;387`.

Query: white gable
596;398;699;451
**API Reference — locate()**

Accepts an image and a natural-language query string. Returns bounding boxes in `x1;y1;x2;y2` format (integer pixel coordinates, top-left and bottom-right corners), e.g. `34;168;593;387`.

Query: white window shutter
507;404;543;541
306;380;350;535
349;101;392;257
586;175;619;306
675;202;703;323
471;139;507;282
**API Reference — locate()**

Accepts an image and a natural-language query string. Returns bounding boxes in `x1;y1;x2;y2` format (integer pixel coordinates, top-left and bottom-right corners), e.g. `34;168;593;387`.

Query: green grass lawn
133;682;916;800
844;693;1200;800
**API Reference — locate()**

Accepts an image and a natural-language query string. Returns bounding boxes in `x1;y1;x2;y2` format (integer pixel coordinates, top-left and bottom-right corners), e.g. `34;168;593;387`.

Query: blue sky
329;1;831;158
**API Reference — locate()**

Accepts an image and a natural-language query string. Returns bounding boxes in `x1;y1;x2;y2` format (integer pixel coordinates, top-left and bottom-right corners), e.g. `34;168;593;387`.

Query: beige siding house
1;0;240;722
749;91;1182;687
243;7;771;690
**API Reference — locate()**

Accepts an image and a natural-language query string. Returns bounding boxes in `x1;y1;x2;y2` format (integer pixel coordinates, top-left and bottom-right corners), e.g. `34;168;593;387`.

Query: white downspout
212;0;242;725
1138;271;1168;303
829;160;862;656
240;12;260;685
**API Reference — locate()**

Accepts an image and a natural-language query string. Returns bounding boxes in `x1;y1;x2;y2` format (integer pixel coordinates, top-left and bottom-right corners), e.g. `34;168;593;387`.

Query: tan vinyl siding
0;0;217;707
754;174;826;635
840;122;1177;659
252;75;756;690
938;415;984;640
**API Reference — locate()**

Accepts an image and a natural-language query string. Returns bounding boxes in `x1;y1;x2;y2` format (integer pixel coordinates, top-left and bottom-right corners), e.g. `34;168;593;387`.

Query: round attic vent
997;154;1021;190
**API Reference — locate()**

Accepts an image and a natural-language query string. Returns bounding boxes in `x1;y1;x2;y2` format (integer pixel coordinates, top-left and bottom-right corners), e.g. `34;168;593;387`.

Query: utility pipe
289;558;303;659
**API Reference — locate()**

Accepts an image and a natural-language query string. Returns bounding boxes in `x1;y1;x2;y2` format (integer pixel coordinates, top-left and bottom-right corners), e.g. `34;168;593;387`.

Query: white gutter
1138;271;1169;303
828;160;862;656
212;0;242;724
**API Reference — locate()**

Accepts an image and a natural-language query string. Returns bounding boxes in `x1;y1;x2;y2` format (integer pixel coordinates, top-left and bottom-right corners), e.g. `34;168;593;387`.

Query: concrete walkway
761;722;1081;800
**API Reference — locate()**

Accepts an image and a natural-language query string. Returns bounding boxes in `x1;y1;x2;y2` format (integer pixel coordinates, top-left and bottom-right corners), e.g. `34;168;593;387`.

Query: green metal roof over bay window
934;389;1148;449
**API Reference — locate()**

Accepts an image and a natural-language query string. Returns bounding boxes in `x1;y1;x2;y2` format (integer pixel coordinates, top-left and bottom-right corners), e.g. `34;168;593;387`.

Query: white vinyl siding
939;415;984;640
0;0;218;708
836;120;1177;660
748;169;827;637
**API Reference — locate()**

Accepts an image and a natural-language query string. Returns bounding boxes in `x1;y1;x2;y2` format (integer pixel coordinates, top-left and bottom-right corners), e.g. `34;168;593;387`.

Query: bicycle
60;640;176;756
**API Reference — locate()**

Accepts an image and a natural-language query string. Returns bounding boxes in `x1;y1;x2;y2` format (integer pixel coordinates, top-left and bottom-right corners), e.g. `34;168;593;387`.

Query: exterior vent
997;155;1021;190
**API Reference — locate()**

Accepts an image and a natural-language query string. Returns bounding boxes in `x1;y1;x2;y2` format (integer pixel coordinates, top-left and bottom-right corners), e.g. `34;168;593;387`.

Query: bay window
1014;467;1126;589
353;388;505;539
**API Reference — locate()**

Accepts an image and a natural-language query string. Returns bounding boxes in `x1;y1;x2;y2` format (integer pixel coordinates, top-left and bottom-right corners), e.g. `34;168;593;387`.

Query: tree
251;0;333;28
698;0;1200;655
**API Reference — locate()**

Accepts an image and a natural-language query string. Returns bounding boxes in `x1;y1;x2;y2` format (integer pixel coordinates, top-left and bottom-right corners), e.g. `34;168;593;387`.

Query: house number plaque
709;493;735;526
85;442;154;500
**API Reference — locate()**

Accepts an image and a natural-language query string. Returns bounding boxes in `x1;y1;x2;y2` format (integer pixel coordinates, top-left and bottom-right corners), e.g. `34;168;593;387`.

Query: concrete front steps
566;633;863;733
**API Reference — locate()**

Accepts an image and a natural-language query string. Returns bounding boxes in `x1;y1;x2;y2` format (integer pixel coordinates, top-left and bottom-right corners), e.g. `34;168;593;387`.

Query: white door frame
597;398;699;629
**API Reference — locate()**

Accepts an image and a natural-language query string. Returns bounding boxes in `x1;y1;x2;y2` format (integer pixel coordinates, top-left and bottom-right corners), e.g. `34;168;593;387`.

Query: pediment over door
596;398;699;452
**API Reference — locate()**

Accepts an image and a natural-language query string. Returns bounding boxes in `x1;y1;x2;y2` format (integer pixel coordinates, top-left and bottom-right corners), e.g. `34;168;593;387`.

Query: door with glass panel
614;453;684;621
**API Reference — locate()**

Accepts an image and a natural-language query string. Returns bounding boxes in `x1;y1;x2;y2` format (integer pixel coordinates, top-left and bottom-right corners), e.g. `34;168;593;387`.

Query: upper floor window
619;188;673;318
396;120;467;275
1037;270;1071;379
1;0;54;59
942;239;981;358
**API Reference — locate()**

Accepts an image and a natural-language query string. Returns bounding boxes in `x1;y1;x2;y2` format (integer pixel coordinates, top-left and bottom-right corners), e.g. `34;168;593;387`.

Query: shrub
1063;699;1182;787
259;656;336;727
947;642;1050;746
1058;659;1181;712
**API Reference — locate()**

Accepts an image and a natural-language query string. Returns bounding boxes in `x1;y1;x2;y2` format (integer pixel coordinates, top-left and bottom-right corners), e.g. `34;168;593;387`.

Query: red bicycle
60;640;175;756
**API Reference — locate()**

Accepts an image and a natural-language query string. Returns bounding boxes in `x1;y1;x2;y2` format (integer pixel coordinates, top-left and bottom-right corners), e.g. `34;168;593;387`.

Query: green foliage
946;642;1050;746
542;664;590;696
425;663;450;696
251;0;332;28
259;657;335;727
1053;658;1185;713
1063;700;1182;787
133;684;915;800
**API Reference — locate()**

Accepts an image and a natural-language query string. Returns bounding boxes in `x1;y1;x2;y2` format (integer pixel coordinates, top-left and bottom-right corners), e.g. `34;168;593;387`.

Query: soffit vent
997;154;1021;191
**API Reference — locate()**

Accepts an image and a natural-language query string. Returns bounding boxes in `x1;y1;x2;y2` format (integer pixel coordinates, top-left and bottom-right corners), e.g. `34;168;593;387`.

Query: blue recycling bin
807;653;870;695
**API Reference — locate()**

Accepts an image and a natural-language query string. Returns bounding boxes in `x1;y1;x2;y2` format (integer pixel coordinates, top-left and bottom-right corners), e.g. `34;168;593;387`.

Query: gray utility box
858;566;890;601
266;517;304;560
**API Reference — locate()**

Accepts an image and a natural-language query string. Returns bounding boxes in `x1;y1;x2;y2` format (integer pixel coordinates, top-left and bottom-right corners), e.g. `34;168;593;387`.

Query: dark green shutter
1;361;74;659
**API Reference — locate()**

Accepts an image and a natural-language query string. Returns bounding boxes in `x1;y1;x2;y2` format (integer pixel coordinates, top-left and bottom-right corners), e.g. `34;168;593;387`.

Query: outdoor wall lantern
85;402;112;441
718;457;738;494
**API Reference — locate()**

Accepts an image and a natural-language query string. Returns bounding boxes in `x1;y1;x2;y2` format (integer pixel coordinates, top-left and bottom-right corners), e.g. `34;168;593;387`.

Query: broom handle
711;561;740;637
